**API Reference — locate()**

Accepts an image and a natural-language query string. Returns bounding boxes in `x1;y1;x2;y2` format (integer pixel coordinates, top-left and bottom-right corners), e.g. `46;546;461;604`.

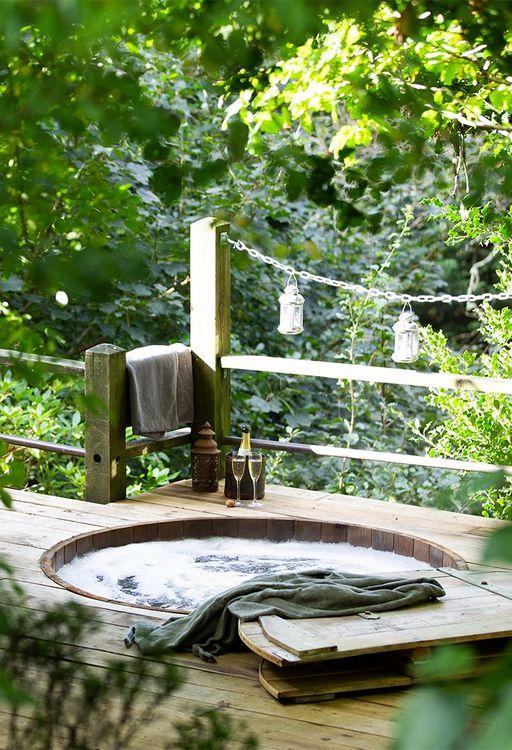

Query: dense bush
0;370;188;497
0;560;257;749
1;1;512;517
394;517;512;750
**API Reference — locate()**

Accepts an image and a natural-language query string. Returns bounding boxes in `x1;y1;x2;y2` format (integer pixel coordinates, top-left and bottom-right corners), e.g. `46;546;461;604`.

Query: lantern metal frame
278;272;305;336
392;302;421;364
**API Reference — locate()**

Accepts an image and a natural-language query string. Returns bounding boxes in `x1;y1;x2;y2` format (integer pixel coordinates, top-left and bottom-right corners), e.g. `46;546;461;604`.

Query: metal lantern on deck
191;422;220;492
392;303;420;363
278;274;305;335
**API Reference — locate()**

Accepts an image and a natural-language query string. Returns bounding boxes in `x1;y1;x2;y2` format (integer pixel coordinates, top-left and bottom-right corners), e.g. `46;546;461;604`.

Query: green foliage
422;318;512;519
394;679;469;750
0;574;180;749
0;441;24;508
233;4;512;204
0;370;85;497
0;369;186;498
0;568;257;749
395;520;512;750
2;0;512;513
1;4;512;746
172;707;258;750
222;1;512;516
0;0;451;502
483;522;512;565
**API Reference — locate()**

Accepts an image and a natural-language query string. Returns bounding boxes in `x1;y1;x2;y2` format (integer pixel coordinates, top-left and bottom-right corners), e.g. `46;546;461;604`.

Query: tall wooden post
84;344;127;503
190;217;231;475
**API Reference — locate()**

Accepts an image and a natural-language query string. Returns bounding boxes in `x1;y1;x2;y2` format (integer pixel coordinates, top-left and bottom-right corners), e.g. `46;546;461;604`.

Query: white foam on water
59;536;431;610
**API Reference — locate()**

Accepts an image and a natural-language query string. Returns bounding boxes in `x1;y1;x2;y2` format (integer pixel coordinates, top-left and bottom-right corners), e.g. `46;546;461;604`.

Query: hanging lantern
278;274;305;335
392;303;420;363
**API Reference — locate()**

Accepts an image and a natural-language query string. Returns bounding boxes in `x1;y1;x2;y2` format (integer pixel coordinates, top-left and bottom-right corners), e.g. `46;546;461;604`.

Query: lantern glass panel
279;302;303;334
393;332;417;362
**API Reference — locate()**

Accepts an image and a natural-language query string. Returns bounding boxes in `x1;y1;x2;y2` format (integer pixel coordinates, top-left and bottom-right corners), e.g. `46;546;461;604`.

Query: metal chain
223;234;512;304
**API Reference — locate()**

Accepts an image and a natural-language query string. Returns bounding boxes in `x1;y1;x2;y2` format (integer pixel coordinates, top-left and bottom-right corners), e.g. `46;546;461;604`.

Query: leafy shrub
422;316;512;519
0;570;180;749
2;2;510;514
0;563;258;750
172;708;258;750
394;521;512;750
0;369;186;499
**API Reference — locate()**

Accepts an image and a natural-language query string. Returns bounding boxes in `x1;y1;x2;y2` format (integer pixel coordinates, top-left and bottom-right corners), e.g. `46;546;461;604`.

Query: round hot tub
41;517;467;614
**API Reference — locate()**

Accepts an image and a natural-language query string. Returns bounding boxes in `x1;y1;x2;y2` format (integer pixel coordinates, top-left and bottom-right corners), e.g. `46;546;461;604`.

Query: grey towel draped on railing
126;344;194;438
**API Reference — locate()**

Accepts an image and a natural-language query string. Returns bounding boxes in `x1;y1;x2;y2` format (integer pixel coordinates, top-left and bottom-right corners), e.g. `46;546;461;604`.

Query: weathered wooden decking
1;481;509;749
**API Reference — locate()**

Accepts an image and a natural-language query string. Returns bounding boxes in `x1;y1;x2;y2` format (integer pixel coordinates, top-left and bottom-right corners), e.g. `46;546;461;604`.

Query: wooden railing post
190;217;231;475
84;344;127;503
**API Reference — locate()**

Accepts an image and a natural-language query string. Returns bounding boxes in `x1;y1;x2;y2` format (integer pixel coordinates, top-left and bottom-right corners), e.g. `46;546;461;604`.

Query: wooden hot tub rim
40;516;469;615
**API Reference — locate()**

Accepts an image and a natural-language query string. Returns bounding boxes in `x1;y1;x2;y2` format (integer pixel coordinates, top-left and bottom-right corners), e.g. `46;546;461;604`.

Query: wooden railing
194;219;512;478
220;355;512;396
0;345;190;503
3;216;511;504
0;217;227;503
219;354;512;474
0;348;87;459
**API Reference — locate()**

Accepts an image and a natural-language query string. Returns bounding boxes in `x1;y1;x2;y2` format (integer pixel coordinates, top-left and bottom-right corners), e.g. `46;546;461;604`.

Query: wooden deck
1;481;510;749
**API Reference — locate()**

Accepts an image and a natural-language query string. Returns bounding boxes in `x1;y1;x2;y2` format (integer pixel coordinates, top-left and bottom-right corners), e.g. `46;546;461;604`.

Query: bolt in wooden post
84;344;127;503
190;217;231;475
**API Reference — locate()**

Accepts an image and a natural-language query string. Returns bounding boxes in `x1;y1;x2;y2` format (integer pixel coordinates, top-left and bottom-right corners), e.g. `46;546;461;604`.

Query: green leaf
471;683;512;750
0;669;35;709
124;40;139;55
149;163;183;202
394;687;467;750
227;120;249;160
415;644;475;681
0;488;12;509
8;460;26;490
483;525;512;564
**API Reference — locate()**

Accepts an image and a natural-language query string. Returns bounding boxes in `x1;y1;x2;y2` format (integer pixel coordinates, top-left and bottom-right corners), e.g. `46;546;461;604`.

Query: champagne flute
231;453;246;507
248;451;263;508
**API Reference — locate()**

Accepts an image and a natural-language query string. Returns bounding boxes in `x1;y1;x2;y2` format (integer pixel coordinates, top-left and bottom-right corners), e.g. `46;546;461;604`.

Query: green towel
129;569;445;660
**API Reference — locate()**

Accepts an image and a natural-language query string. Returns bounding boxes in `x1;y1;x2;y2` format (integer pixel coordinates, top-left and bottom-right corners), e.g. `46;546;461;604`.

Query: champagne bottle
238;425;252;456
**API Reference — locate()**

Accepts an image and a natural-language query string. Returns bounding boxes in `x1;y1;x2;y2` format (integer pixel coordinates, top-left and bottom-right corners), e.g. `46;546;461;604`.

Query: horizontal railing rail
0;432;86;457
221;354;512;474
221;355;512;395
0;348;85;376
125;428;191;458
223;436;512;475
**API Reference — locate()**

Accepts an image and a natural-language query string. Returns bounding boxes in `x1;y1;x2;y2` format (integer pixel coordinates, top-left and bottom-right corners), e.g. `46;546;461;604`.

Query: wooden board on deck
259;616;338;657
260;654;412;702
440;568;512;600
239;574;512;667
259;639;508;703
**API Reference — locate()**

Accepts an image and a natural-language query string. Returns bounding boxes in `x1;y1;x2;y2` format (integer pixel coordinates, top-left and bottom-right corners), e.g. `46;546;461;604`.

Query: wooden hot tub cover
239;568;512;702
239;569;512;668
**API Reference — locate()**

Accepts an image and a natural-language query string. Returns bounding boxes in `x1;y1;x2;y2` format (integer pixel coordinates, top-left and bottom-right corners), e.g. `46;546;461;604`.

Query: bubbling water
59;536;430;611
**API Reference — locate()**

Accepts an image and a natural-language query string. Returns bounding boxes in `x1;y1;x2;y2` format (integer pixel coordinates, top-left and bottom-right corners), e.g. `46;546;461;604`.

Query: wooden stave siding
41;517;467;615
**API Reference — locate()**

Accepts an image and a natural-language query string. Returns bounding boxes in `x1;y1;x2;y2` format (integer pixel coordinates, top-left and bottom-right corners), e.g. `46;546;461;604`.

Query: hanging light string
223;234;512;305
